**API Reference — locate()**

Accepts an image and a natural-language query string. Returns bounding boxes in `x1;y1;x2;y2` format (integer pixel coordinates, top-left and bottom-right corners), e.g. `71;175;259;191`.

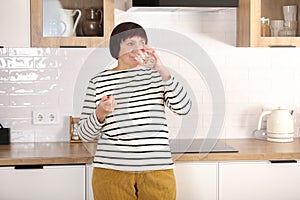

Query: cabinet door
174;162;218;200
30;0;114;48
219;161;300;200
86;164;94;200
0;0;30;47
0;165;85;200
238;0;300;47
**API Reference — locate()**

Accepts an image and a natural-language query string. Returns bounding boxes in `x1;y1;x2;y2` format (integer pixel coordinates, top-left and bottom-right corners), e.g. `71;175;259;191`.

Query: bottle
261;17;270;37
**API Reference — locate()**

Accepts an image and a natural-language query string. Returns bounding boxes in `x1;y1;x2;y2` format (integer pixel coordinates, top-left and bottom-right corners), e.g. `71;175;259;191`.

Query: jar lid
261;17;270;23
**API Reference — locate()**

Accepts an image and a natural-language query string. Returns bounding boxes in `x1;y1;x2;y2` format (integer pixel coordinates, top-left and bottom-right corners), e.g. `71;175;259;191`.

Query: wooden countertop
1;139;300;166
0;142;94;166
173;138;300;162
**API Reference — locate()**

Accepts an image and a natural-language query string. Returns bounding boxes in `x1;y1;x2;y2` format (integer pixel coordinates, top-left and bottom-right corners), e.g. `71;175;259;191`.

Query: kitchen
1;0;300;199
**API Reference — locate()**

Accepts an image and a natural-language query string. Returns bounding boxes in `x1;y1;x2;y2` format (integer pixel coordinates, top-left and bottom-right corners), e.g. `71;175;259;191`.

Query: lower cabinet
0;164;85;200
174;162;218;200
5;160;299;200
219;161;300;200
86;162;218;200
86;164;94;200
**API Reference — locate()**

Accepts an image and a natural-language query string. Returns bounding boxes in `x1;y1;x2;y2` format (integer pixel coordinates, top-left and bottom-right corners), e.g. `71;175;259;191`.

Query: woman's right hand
95;95;116;123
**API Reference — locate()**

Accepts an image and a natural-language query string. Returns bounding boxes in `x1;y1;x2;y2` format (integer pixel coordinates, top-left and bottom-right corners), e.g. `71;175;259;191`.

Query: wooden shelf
237;0;300;47
30;0;114;48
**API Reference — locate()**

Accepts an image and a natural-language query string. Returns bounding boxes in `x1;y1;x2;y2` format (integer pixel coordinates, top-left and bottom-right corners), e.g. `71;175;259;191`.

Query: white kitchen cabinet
174;162;218;200
86;164;94;200
0;164;85;200
219;160;300;200
0;0;30;47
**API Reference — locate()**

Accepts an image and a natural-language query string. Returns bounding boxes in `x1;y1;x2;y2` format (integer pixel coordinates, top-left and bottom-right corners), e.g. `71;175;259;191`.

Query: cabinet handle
14;165;44;170
0;46;4;48
60;45;86;48
269;45;296;48
269;160;297;164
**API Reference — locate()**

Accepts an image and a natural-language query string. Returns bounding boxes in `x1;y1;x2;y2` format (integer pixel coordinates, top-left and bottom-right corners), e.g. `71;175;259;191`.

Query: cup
44;19;67;36
278;27;296;36
284;20;298;30
282;20;298;36
270;20;284;36
283;5;297;21
131;49;156;68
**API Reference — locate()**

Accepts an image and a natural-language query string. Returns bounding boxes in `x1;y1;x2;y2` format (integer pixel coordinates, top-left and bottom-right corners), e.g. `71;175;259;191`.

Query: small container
261;17;270;37
71;122;80;140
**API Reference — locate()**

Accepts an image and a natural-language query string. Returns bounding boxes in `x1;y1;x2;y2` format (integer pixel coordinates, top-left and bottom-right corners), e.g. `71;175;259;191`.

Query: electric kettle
257;108;294;142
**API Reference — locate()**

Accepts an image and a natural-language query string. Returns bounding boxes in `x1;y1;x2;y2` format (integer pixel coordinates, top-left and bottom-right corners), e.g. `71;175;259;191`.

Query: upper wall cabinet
238;0;300;47
30;0;114;48
0;0;30;47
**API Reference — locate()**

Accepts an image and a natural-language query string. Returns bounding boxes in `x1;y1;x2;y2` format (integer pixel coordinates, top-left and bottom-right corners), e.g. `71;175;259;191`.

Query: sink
169;139;238;154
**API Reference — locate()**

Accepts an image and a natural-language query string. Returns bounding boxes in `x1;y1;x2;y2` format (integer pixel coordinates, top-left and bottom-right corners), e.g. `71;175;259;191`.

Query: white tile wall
1;8;300;142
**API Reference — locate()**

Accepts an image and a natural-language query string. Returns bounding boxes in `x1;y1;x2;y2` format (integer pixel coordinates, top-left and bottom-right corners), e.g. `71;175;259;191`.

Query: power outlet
32;110;59;125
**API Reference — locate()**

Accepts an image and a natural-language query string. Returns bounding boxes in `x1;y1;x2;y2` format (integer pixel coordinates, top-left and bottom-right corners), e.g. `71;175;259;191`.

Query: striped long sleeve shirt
78;65;192;171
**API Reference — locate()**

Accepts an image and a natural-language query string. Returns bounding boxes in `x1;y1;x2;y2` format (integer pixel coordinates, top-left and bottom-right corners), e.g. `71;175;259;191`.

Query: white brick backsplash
249;65;272;80
0;58;8;67
9;69;39;81
1;9;300;141
8;48;42;56
10;94;43;106
34;57;62;68
248;91;272;105
7;57;34;68
226;114;259;127
0;48;8;56
11;130;35;143
0;94;9;106
225;126;257;138
225;79;248;92
0;83;11;94
0;69;9;81
8;48;61;57
0;107;32;119
226;92;249;104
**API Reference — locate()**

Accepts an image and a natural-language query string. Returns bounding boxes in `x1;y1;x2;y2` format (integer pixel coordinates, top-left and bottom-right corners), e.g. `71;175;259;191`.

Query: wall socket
32;110;59;125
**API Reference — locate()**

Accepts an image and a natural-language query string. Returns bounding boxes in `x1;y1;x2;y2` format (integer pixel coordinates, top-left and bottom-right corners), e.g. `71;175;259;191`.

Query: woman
78;22;192;200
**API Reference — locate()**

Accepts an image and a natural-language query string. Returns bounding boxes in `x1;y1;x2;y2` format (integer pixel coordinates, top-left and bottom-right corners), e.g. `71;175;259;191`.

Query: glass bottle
261;17;270;37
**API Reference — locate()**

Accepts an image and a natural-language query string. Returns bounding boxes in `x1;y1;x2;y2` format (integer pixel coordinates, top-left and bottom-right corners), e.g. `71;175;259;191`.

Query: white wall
1;8;300;142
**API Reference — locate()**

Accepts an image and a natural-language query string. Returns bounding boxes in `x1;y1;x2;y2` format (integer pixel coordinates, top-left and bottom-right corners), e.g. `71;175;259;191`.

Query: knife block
0;128;10;144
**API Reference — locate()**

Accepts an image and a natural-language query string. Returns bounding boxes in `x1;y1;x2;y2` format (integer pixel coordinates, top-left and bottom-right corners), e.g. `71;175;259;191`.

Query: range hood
125;0;239;12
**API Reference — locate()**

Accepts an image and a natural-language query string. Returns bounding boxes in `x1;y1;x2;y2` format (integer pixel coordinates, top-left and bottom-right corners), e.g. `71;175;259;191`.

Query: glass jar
261;17;270;37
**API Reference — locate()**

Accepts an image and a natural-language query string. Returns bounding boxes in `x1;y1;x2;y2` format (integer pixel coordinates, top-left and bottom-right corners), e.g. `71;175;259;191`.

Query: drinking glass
132;49;156;68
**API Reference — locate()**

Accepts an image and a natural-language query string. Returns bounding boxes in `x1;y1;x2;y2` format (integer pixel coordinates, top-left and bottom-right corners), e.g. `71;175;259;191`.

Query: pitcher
44;19;67;36
59;8;82;36
82;8;103;36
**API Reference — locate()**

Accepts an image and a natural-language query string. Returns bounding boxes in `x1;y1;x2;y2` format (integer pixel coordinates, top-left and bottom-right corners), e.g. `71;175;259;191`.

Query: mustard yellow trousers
92;167;176;200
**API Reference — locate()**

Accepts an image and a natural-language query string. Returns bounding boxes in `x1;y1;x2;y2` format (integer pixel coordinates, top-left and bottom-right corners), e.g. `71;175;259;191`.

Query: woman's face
118;36;146;66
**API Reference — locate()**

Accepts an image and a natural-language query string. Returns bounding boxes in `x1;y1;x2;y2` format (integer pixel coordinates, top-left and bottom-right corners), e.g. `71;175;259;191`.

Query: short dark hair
109;22;148;59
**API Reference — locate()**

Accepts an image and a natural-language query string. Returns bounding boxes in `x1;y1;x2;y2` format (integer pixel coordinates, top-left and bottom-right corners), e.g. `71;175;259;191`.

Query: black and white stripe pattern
78;66;191;171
